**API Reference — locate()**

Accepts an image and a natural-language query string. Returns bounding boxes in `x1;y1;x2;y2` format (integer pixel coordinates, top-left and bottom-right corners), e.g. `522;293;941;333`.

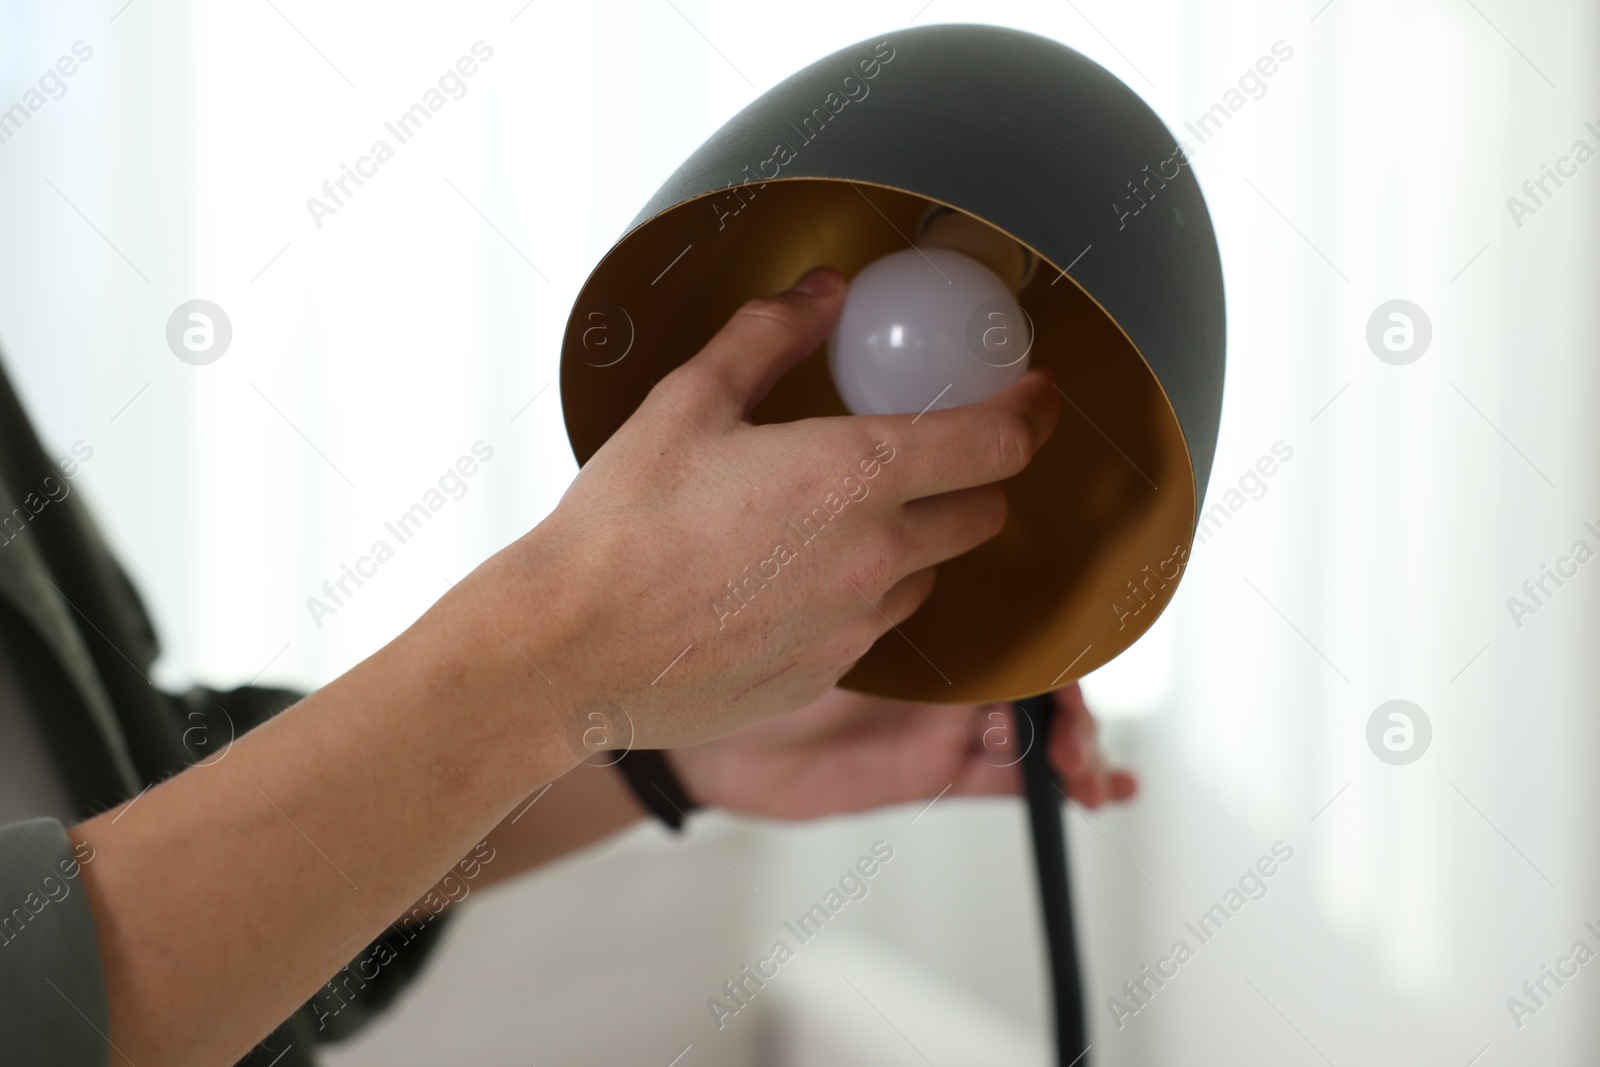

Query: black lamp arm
1013;694;1089;1067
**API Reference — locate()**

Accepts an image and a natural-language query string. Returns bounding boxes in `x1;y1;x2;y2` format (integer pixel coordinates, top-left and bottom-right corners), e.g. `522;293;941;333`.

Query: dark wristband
615;749;700;832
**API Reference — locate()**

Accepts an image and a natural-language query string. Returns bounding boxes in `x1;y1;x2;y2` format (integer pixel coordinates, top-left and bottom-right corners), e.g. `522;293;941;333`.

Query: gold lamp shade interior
561;177;1196;704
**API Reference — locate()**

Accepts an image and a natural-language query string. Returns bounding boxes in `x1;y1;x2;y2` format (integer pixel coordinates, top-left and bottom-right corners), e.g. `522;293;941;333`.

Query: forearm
457;761;649;895
69;580;580;1067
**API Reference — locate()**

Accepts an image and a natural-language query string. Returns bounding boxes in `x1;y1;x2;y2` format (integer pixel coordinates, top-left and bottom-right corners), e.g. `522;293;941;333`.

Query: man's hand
667;682;1135;821
492;265;1061;750
457;683;1132;896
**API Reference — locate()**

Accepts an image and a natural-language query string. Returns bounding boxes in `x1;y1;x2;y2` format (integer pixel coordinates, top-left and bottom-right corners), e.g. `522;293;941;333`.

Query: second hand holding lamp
561;23;1225;1065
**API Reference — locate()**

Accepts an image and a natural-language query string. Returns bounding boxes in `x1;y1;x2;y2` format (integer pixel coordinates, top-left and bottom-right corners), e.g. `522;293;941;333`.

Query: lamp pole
1014;694;1088;1067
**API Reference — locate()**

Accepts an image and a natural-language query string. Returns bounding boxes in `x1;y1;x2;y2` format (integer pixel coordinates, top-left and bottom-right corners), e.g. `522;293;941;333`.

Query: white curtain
2;1;1596;1064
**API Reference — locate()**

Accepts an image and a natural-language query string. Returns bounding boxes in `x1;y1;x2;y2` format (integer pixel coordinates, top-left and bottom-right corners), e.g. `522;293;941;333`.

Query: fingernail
789;266;840;297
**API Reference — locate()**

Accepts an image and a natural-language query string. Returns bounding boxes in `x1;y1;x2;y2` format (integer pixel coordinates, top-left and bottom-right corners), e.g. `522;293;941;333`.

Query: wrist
661;748;707;809
400;558;586;799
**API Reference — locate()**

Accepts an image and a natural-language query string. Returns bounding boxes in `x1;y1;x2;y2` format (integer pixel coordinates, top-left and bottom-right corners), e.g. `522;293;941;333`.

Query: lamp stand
1013;695;1088;1067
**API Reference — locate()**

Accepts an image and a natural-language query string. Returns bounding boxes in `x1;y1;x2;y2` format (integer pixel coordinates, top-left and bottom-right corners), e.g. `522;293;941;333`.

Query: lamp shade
560;23;1225;704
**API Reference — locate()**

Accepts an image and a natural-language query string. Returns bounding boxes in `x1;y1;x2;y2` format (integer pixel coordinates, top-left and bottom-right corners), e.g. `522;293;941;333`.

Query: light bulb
828;247;1031;417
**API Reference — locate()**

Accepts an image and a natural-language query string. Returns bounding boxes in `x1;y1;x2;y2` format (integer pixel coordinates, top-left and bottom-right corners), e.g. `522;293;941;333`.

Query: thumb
685;266;845;422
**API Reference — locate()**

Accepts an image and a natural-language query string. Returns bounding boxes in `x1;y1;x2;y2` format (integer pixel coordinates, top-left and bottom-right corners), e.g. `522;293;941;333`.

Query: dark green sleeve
175;683;457;1057
0;817;108;1067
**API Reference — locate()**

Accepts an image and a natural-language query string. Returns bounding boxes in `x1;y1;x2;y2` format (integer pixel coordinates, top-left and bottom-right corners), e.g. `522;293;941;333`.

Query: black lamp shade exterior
562;23;1226;703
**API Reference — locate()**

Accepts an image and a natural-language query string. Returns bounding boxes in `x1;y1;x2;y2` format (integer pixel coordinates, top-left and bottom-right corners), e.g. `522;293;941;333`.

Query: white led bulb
827;246;1031;417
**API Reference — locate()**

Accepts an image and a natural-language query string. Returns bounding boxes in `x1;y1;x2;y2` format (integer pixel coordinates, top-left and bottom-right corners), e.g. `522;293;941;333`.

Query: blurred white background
3;0;1598;1064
